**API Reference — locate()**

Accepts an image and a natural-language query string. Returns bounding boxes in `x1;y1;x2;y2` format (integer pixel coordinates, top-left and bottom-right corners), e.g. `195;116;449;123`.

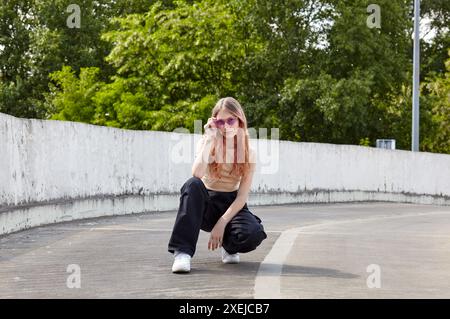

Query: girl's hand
204;117;218;139
208;217;227;251
204;117;217;130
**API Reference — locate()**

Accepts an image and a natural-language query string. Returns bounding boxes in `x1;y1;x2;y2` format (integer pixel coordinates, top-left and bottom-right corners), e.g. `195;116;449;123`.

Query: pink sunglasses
213;117;238;128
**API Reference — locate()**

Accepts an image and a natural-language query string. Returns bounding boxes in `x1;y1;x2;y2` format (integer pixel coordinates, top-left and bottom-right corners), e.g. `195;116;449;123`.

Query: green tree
0;0;159;118
47;66;104;123
0;0;37;117
278;70;374;143
37;0;449;153
48;0;263;130
421;51;450;153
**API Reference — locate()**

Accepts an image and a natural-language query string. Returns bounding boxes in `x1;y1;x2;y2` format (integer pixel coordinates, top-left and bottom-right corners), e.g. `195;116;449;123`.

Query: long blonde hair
209;97;251;179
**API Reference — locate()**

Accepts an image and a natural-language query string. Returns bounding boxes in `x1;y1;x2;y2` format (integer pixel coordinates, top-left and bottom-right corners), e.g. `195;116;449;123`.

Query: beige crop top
194;136;256;192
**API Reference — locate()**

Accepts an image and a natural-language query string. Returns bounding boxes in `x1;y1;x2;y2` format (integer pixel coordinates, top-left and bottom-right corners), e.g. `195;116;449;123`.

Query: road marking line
253;210;450;299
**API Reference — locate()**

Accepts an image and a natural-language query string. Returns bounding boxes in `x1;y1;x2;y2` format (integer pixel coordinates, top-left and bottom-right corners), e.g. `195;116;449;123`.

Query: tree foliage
1;0;449;153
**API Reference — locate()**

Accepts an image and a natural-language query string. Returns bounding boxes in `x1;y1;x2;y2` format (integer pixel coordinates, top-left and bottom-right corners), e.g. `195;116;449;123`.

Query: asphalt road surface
1;202;449;298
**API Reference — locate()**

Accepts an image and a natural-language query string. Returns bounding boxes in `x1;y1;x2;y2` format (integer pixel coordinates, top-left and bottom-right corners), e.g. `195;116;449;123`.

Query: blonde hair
209;97;251;179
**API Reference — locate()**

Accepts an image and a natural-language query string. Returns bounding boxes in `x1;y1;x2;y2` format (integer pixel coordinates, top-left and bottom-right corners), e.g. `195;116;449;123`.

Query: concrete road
0;202;449;298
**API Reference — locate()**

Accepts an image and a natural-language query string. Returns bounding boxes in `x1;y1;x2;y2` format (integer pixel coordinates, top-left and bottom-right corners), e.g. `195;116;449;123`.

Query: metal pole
412;0;420;151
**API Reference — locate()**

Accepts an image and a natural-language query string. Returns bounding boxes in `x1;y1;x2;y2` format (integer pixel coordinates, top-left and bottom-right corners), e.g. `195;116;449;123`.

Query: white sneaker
172;251;191;273
221;247;240;264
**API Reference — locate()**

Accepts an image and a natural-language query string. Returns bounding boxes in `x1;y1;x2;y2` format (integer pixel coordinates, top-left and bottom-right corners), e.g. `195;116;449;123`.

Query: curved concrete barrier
1;112;449;235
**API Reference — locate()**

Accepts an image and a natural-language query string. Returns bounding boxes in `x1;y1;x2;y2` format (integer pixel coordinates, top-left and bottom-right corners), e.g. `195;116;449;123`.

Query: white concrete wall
1;112;450;235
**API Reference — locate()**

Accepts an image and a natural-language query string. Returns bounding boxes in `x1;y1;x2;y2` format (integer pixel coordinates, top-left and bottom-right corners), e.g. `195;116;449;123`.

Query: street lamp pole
412;0;420;151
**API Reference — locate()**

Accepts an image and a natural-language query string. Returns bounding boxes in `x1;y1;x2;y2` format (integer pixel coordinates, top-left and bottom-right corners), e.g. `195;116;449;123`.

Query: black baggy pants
168;176;267;257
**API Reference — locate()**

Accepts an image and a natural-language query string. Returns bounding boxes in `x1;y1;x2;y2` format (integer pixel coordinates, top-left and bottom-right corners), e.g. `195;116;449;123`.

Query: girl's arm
191;131;216;178
221;161;256;222
208;149;257;251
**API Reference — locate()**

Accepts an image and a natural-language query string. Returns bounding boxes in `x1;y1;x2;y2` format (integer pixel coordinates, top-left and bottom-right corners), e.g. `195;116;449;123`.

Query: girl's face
214;109;240;139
